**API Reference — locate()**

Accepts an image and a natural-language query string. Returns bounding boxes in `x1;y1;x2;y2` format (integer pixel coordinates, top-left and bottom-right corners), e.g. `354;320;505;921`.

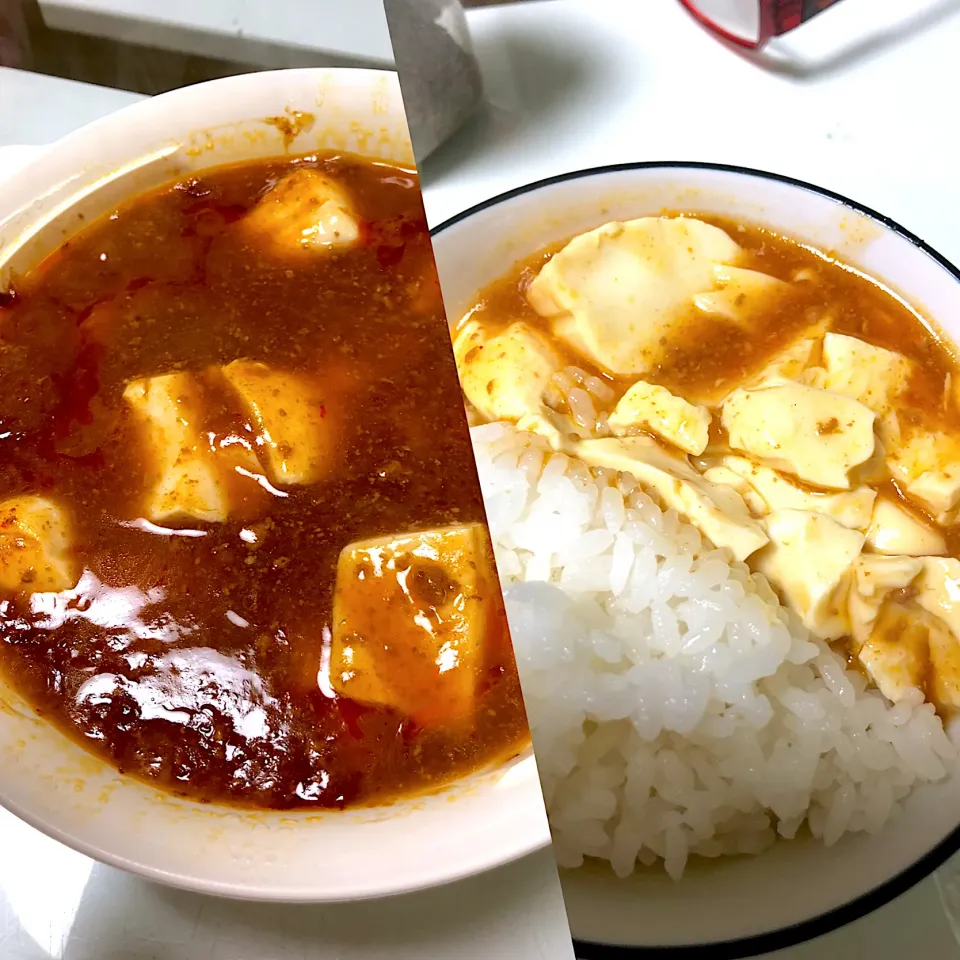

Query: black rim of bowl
431;160;960;959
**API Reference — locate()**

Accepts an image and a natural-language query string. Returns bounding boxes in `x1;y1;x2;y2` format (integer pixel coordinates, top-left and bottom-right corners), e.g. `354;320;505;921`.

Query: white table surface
0;68;141;145
5;0;960;955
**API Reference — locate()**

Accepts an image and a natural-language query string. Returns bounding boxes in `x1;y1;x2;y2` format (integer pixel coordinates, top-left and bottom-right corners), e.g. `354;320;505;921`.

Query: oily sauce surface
466;215;957;414
0;153;528;810
465;214;960;687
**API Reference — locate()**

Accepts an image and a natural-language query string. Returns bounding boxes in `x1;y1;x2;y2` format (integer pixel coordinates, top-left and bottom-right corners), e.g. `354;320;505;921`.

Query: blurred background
0;0;393;90
0;0;534;158
0;0;521;92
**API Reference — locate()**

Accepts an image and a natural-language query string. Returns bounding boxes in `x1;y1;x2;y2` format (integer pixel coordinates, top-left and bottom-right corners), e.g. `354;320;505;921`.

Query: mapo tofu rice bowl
431;164;960;950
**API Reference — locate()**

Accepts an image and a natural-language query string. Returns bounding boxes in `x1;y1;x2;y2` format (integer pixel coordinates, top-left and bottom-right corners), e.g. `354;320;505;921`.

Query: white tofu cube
454;320;560;423
123;373;228;524
821;333;913;416
865;497;946;556
608;380;711;455
887;430;960;523
754;509;865;641
721;381;878;490
848;554;923;647
858;601;932;704
241;168;360;253
330;523;494;725
527;217;784;376
222;360;333;487
708;455;876;531
0;496;76;593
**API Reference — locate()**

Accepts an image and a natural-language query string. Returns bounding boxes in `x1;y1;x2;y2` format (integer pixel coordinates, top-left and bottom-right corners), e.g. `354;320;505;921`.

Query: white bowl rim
0;779;546;904
432;159;960;959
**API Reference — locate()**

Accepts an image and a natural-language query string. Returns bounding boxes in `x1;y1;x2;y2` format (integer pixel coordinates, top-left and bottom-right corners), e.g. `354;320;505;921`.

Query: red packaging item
679;0;846;49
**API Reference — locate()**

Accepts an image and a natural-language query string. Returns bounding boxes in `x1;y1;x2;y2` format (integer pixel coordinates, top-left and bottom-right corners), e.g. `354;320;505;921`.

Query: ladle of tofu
329;523;495;726
454;213;960;714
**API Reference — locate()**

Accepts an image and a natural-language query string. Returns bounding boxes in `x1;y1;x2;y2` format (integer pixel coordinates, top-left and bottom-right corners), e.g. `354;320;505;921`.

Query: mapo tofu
0;152;529;810
455;212;960;716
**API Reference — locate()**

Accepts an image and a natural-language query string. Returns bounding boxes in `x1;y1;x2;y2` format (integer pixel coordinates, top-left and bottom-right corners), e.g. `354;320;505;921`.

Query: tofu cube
526;216;783;376
721;381;878;490
123;373;228;524
916;557;960;640
241;168;360;253
330;523;493;726
608;380;711;455
222;360;332;487
858;601;932;704
0;496;76;593
865;497;946;557
848;554;923;647
149;459;227;526
454;320;560;423
821;333;913;416
754;509;865;641
750;329;824;388
710;455;876;531
927;613;960;711
887;431;960;523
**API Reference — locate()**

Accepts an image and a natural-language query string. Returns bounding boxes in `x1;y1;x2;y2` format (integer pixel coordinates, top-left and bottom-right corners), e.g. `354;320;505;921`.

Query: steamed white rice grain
472;422;956;880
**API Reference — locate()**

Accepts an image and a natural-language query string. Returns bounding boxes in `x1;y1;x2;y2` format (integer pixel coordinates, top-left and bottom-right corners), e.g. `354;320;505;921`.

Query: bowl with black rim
429;161;960;957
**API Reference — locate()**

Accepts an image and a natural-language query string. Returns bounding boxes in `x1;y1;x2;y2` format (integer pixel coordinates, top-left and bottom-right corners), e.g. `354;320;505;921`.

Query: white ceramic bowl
430;162;960;957
0;68;548;903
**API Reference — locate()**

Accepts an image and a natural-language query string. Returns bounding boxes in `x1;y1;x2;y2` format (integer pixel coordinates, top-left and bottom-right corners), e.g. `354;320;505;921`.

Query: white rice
546;365;614;435
472;421;956;880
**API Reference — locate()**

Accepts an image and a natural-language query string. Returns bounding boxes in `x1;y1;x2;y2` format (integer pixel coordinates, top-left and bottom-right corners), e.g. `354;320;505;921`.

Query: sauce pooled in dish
0;153;528;810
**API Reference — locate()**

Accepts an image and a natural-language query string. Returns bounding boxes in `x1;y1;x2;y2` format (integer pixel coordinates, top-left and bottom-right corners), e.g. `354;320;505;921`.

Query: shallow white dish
430;162;960;957
0;67;548;904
